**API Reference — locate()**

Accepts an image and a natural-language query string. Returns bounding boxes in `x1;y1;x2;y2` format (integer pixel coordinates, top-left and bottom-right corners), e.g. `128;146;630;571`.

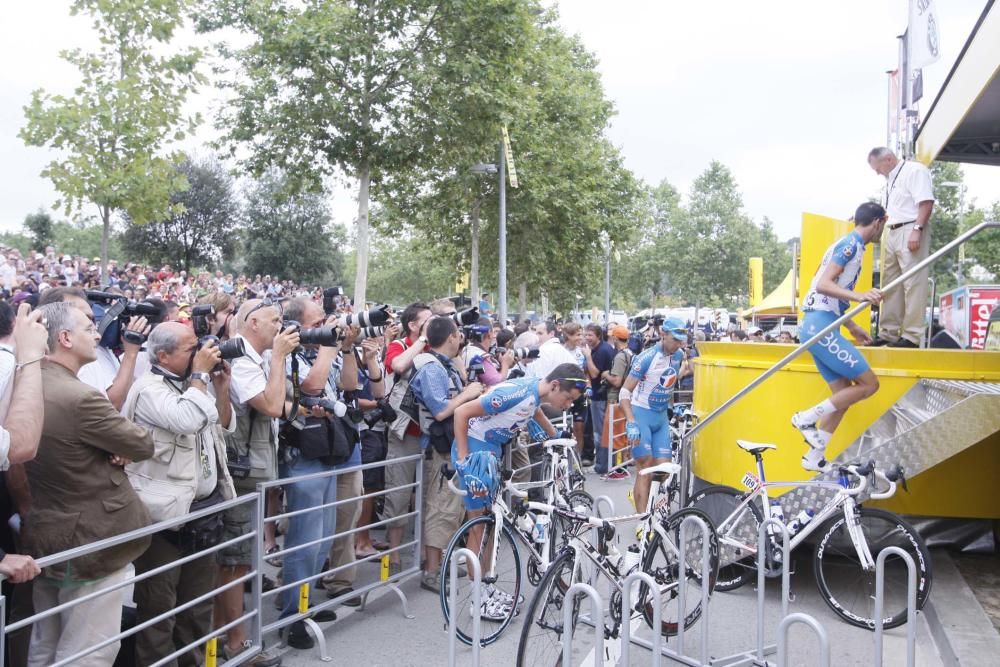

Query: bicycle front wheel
516;550;591;667
639;507;719;636
813;507;932;629
688;485;762;591
441;514;522;646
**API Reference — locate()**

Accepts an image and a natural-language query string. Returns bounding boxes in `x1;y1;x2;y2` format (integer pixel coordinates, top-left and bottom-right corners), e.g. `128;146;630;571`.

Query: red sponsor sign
969;288;1000;350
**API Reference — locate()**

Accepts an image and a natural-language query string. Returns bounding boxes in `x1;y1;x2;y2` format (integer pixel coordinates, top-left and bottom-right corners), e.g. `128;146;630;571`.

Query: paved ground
258;471;964;667
952;551;1000;632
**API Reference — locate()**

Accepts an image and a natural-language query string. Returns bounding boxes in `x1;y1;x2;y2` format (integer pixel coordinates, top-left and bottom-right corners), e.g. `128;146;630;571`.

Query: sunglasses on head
558;377;589;391
243;297;282;322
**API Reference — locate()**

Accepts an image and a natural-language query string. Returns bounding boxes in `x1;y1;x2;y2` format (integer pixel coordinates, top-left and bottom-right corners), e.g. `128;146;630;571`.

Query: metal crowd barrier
446;547;482;667
0;493;263;667
562;582;605;667
255;453;424;654
874;546;918;667
776;613;830;667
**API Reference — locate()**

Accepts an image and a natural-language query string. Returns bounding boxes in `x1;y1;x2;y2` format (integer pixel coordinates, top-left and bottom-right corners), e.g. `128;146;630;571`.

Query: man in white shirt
527;321;577;380
867;147;936;348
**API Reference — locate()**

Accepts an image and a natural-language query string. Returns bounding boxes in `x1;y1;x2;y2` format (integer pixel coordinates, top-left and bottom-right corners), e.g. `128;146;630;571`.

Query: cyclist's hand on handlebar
626;421;640;446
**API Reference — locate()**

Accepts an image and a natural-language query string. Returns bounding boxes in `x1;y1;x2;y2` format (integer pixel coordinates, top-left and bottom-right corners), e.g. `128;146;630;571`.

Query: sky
1;0;997;241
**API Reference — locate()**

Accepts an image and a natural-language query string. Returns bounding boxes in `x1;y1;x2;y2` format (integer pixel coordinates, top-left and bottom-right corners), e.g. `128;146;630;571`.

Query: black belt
888;220;916;230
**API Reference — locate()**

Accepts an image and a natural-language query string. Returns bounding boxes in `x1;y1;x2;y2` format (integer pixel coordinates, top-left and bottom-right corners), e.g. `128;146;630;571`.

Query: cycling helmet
660;316;689;343
457;450;500;500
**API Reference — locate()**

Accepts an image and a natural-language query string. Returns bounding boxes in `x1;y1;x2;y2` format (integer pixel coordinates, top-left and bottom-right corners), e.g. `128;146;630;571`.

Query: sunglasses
243;297;281;322
558;378;589;391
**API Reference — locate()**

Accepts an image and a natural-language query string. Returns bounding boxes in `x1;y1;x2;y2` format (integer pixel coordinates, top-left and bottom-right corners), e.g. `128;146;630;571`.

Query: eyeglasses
559;378;589;391
243;297;281;322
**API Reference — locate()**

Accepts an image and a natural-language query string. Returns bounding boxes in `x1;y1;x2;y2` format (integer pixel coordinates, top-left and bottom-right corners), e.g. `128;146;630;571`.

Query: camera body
197;335;246;372
300;394;348;418
192;303;215;338
322;286;345;316
86;290;161;348
363;397;398;429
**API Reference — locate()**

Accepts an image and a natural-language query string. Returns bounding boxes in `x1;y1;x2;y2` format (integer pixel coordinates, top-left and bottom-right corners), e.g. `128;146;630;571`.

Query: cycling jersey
627;345;683;412
802;230;865;315
466;378;541;449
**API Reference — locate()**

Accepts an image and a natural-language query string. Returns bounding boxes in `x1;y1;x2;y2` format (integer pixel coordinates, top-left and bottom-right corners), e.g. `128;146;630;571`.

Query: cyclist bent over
619;317;687;514
793;201;886;471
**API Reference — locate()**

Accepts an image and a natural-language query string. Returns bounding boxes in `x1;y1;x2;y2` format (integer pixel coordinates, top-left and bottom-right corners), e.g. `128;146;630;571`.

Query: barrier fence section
0;493;263;667
255;453;423;657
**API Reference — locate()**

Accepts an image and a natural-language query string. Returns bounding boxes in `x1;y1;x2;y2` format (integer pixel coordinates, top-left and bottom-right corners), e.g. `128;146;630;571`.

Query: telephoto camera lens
451;307;480;326
299;326;340;347
217;337;246;360
355;325;386;341
512;347;541;360
337;304;392;329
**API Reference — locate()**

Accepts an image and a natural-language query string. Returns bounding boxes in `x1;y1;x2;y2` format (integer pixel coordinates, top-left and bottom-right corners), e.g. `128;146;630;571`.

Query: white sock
800;399;836;425
816;429;833;449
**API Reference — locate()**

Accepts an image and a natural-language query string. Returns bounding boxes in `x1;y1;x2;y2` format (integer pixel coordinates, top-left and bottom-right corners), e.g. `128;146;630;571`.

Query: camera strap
287;353;302;422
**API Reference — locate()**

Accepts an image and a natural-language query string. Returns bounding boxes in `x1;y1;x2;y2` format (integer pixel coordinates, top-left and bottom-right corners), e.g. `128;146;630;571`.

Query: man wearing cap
618;317;687;513
747;326;764;342
600;325;633;480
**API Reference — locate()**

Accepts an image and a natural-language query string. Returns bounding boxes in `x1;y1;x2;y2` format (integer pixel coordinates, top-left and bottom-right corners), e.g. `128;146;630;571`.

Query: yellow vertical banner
205;638;218;667
298;583;310;615
501;126;518;189
748;257;764;306
381;554;390;581
455;271;469;294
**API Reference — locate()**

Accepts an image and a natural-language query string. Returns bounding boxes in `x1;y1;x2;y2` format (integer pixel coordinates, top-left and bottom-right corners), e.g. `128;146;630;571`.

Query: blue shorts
451;437;500;511
631;405;671;460
801;310;871;384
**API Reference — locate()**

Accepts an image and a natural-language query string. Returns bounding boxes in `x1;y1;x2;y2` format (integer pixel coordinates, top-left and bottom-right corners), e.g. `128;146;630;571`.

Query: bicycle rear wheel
687;485;762;591
813;507;932;629
441;514;522;646
639;507;719;635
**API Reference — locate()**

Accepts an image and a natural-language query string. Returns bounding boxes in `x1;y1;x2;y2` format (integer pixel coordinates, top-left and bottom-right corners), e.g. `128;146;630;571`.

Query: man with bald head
123;322;238;666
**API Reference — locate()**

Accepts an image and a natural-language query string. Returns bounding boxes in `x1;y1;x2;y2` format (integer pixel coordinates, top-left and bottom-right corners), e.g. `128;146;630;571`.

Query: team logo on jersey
842;244;855;258
658;366;678;389
489;395;504;409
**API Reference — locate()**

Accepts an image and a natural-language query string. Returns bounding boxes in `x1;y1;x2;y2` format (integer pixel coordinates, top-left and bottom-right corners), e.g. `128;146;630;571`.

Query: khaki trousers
327;468;363;589
880;223;931;345
422;449;465;553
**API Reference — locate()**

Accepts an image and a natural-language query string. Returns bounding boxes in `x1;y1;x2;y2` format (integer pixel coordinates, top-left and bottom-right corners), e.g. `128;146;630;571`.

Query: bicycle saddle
639;461;682;476
736;439;777;455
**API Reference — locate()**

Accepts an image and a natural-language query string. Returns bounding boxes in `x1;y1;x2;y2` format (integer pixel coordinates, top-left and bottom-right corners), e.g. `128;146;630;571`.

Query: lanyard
884;160;906;208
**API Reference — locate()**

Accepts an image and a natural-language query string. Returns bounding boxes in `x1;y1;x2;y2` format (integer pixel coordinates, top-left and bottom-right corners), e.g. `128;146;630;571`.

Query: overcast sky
1;0;996;241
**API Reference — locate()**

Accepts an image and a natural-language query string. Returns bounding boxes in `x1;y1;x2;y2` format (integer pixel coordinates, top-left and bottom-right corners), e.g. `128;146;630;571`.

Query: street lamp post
600;231;611;323
470;144;507;323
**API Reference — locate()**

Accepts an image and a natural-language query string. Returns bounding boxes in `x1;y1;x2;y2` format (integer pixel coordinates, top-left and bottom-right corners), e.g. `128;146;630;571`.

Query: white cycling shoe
801;447;829;473
791;412;825;450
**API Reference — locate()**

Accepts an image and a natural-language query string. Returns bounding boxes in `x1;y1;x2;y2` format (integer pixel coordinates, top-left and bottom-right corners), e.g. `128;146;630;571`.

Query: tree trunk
470;199;481;307
100;205;111;282
518;282;527;322
353;160;371;308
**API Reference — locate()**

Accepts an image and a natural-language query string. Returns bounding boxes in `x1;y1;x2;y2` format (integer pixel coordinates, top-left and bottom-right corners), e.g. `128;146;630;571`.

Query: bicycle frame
718;460;876;570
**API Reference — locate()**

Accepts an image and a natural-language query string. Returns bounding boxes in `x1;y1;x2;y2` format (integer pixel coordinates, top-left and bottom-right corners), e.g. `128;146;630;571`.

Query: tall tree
964;201;1000;280
19;0;202;275
199;0;536;306
242;172;347;286
928;161;966;291
120;157;239;272
22;209;56;251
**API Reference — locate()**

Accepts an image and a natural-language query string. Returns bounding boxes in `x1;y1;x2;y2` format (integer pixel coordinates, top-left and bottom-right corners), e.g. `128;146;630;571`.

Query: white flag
909;0;941;68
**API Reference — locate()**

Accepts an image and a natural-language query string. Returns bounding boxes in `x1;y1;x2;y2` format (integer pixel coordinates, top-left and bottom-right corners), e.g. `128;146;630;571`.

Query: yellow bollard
205;637;217;667
380;554;390;581
298;582;310;615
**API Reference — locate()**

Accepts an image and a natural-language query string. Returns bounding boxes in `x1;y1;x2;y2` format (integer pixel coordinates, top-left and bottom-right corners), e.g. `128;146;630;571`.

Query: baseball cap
660;316;689;343
748;326;763;335
610;325;630;341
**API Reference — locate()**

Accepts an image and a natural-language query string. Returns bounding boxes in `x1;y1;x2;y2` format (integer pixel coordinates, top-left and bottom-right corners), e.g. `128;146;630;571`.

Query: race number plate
741;471;760;492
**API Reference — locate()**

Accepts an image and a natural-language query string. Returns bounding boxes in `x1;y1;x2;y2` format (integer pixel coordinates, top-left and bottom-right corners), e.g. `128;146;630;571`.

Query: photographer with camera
123;322;237;666
409;316;484;593
463;317;514;388
37;287;152;410
215;297;298;666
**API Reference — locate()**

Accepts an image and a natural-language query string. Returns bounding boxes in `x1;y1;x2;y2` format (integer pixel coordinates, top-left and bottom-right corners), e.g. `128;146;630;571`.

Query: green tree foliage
964;200;1000;280
54;218;124;262
121;156;239;272
19;0;202;274
0;233;34;257
23;209;56;251
348;234;457;306
928;161;966;291
199;0;536;306
241;172;347;286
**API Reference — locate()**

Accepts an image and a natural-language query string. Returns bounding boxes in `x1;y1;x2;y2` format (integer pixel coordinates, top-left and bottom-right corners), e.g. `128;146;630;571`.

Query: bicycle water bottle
623;544;641;574
533;514;550;543
606;542;624;571
517;511;535;536
788;508;815;535
770;500;785;524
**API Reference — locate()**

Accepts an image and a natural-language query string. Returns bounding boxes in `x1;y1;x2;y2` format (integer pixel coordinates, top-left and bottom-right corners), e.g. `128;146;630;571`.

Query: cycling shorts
801;310;871;384
630;405;671;460
451;436;499;511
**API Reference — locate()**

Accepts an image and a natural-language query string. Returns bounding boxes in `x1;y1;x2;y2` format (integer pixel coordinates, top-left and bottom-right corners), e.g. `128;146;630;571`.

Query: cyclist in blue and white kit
792;202;885;471
619;317;687;513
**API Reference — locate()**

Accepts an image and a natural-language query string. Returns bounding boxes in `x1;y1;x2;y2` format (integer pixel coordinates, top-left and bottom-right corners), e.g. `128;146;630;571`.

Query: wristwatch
913;225;924;231
190;372;212;385
418;335;428;345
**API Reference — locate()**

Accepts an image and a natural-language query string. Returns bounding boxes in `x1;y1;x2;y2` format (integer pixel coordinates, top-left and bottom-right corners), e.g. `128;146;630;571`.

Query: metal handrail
679;220;1000;504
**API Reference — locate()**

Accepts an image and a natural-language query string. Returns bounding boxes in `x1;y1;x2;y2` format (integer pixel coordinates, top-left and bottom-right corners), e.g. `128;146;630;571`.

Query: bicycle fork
843;498;876;571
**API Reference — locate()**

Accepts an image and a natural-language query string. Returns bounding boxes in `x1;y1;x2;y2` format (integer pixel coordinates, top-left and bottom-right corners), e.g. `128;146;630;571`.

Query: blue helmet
660;316;689;343
457;450;500;500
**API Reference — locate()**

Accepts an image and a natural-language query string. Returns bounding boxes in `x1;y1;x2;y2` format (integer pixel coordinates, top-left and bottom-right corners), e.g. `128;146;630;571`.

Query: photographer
409;316;483;592
37;286;152;410
463;317;514;388
215;297;297;666
274;298;358;648
123;323;237;667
